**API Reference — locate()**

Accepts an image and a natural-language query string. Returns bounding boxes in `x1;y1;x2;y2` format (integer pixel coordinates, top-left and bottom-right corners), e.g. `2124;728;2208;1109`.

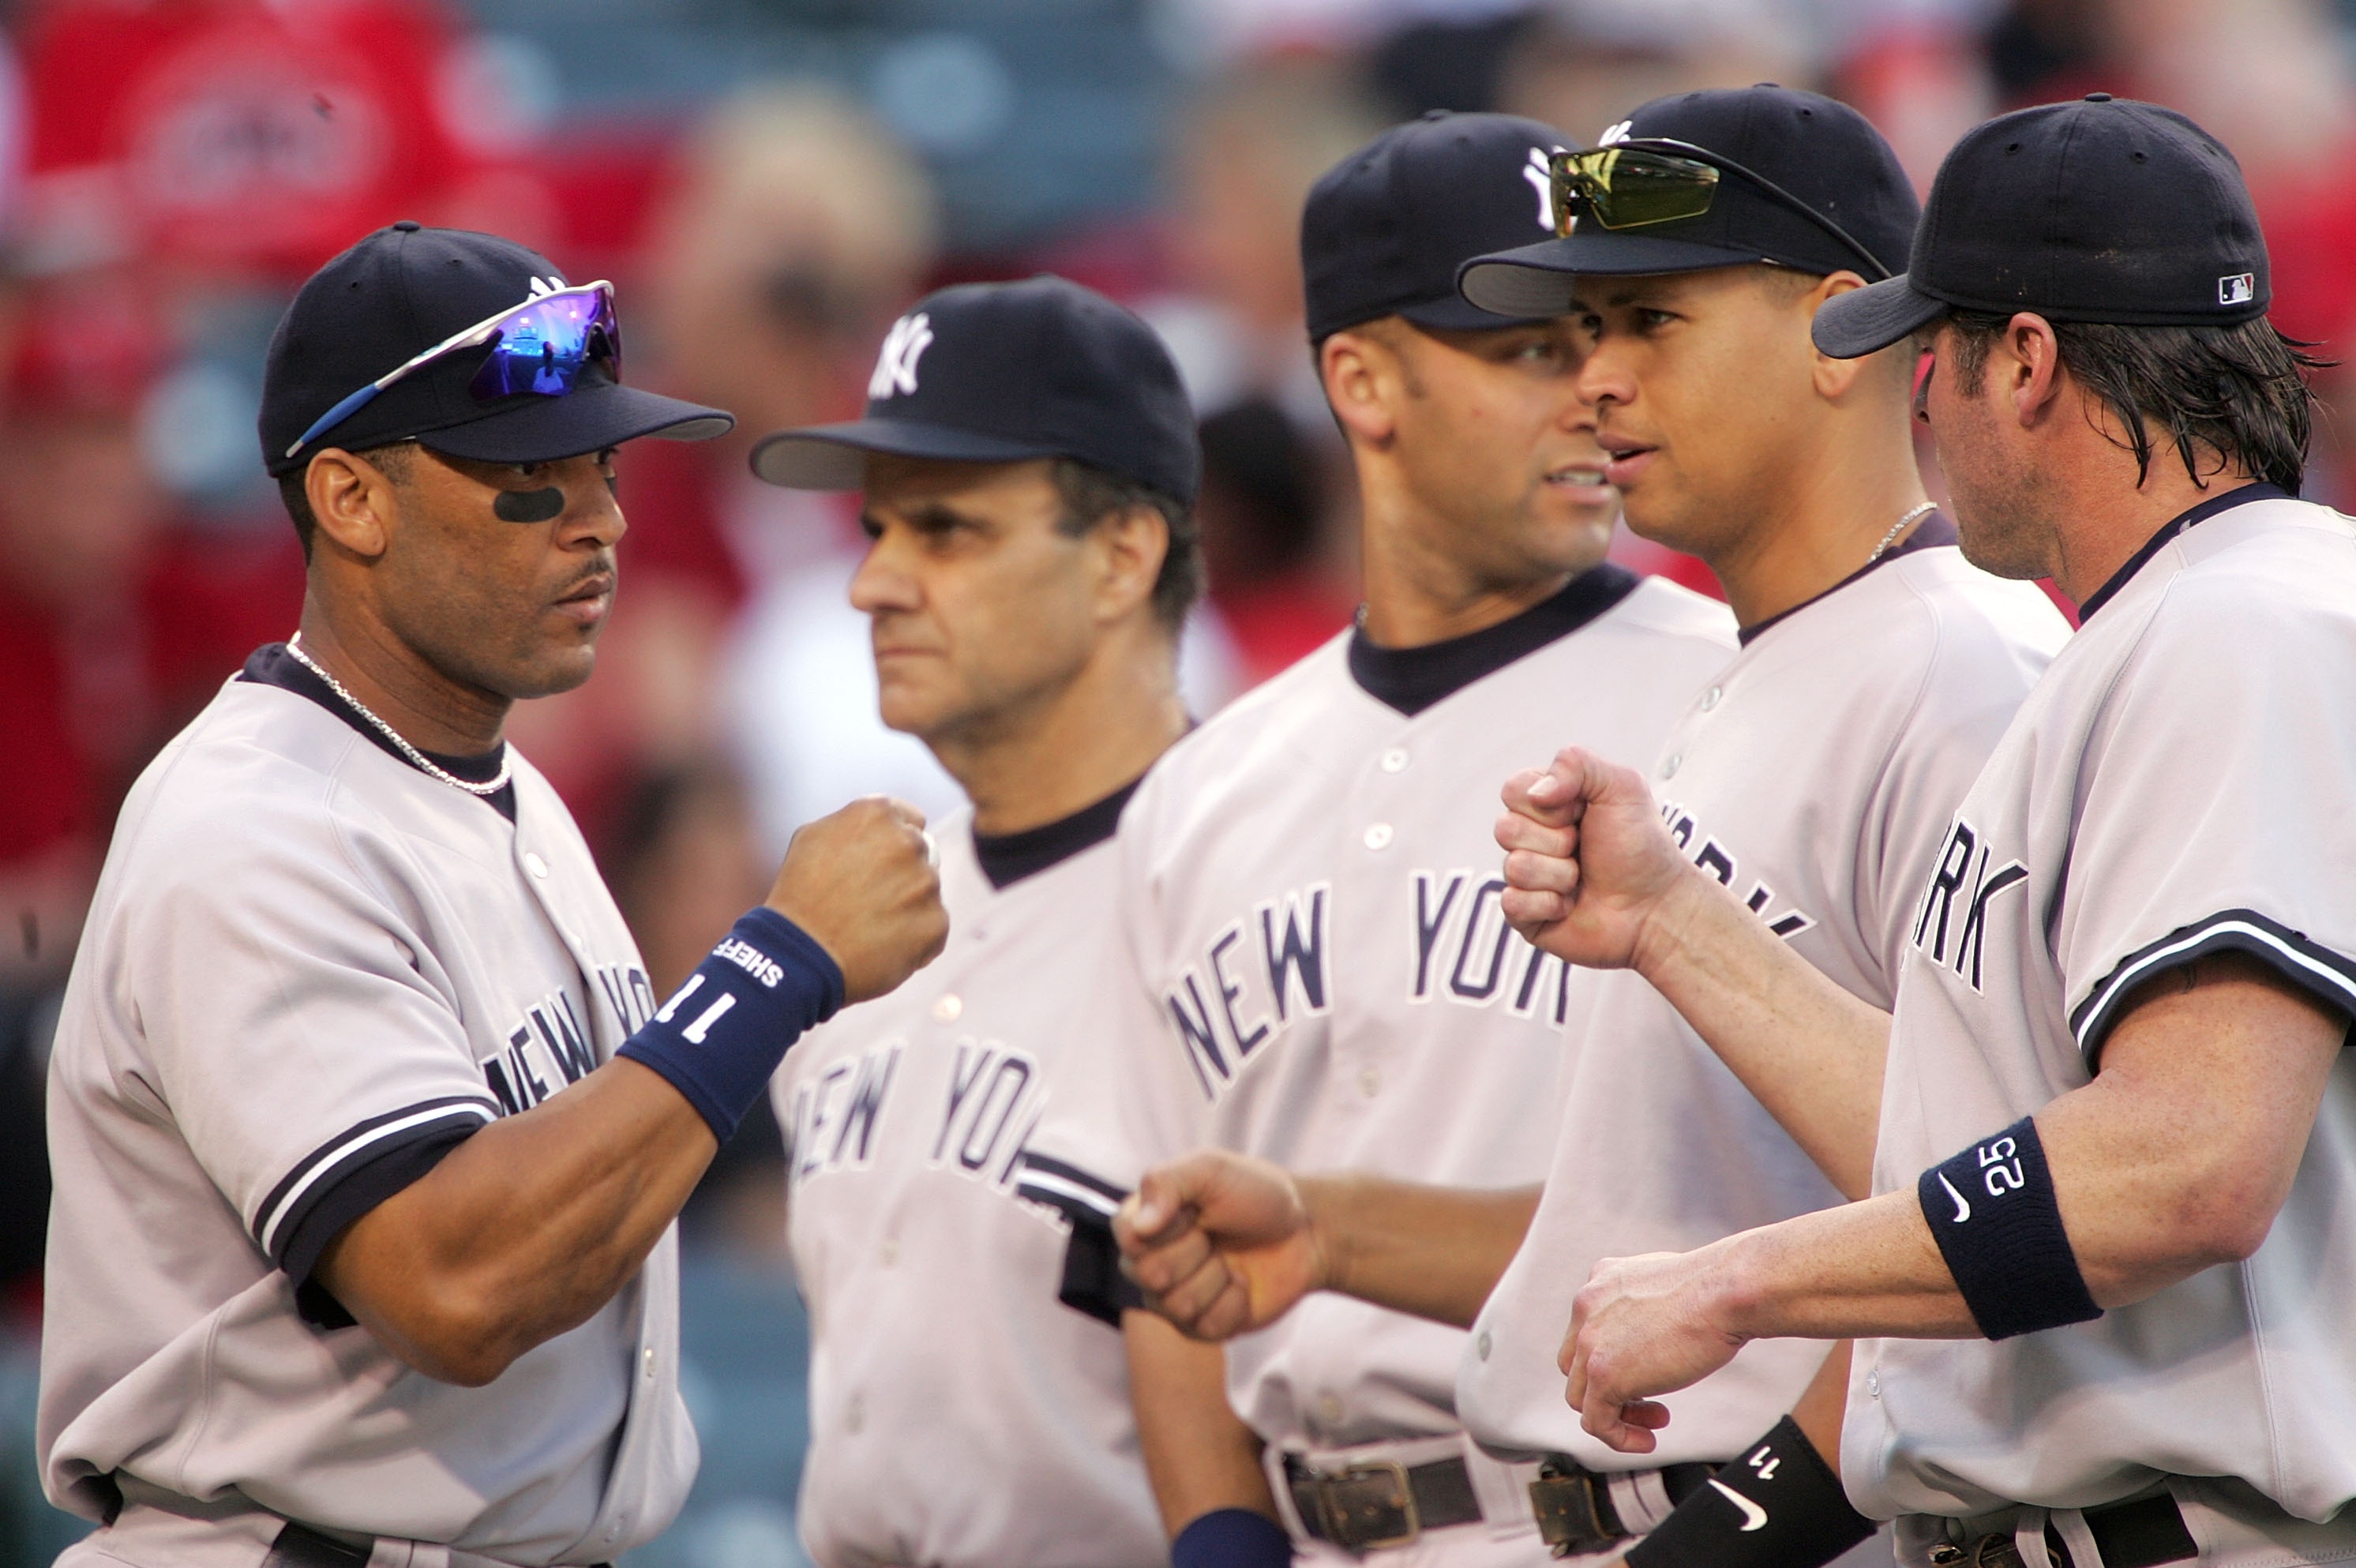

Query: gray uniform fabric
1033;571;1736;1567
40;670;694;1566
775;805;1165;1568
1462;542;2065;1471
1851;493;2356;1559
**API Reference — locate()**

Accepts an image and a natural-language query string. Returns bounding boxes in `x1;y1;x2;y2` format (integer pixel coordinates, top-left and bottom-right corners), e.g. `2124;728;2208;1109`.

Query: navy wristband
617;907;844;1144
1918;1115;2102;1341
1172;1508;1292;1568
1622;1416;1874;1568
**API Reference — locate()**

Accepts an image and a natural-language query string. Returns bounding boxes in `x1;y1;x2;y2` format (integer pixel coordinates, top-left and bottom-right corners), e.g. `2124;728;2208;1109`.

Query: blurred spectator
1499;0;1812;147
618;84;962;856
0;268;171;1311
1136;54;1380;679
17;0;554;282
1195;397;1356;682
1152;54;1382;422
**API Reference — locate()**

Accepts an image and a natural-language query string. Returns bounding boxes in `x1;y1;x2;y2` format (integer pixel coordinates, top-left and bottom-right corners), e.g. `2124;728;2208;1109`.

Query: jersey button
523;851;550;879
845;1393;865;1434
642;1346;656;1379
1363;823;1393;850
1357;1067;1381;1097
1380;748;1409;773
1476;1330;1491;1360
932;993;962;1022
1660;754;1682;780
880;1239;899;1266
1866;1368;1881;1399
1315;1394;1345;1427
1700;685;1721;711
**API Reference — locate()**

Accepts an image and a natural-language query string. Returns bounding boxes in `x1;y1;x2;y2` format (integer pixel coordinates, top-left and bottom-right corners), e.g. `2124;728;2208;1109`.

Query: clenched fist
1116;1150;1328;1341
767;796;949;1003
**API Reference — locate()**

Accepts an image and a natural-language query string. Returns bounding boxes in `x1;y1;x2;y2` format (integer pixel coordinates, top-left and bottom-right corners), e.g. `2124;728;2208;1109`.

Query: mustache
555;555;618;599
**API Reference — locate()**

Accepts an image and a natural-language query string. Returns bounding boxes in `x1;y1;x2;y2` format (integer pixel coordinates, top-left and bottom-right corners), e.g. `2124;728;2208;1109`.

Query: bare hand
1116;1150;1326;1341
1560;1243;1749;1453
1497;748;1691;970
767;797;948;1003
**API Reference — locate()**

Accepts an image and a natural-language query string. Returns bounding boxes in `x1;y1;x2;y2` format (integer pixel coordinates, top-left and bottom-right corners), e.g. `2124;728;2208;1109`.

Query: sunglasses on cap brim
285;280;622;460
1549;141;1893;282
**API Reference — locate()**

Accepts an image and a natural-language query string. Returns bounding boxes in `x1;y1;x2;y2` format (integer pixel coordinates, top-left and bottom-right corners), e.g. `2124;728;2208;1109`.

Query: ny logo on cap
868;312;935;400
2219;272;2256;306
1522;146;1560;231
1597;119;1633;146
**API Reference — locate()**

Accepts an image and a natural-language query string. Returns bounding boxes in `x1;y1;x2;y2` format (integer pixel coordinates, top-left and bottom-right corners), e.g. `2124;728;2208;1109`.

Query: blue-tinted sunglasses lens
467;291;620;402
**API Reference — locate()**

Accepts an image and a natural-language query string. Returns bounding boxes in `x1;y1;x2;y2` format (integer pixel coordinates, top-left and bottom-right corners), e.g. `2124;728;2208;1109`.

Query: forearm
1709;1192;1979;1344
1124;1309;1279;1536
322;1058;715;1382
1301;1176;1536;1328
1635;867;1889;1199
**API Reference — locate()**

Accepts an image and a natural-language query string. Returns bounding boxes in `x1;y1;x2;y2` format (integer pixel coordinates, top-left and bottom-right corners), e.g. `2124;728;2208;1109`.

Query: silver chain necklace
1867;501;1939;565
285;633;512;797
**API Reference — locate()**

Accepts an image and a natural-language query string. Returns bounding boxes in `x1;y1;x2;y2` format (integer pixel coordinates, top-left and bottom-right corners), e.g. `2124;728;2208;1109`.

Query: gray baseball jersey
40;647;692;1566
774;791;1165;1568
1459;531;2066;1469
1034;567;1735;1454
1848;490;2356;1547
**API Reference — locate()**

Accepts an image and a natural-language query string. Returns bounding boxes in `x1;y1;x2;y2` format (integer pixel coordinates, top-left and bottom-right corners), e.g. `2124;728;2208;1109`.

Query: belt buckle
1530;1461;1619;1559
1930;1536;2028;1568
1317;1459;1420;1551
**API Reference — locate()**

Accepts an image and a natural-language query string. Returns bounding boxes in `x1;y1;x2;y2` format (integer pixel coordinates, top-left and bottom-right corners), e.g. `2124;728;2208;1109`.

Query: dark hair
278;442;415;561
1945;311;2325;493
1050;456;1203;632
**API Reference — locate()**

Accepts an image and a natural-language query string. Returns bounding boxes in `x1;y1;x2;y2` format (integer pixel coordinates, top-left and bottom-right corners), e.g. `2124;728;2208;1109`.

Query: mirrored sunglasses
1549;141;1891;281
286;281;622;460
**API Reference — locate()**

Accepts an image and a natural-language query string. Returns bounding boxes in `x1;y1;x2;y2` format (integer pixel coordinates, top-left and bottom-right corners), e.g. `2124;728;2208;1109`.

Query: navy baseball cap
1814;96;2271;358
750;274;1201;505
1458;86;1919;319
1303;110;1574;343
261;223;730;477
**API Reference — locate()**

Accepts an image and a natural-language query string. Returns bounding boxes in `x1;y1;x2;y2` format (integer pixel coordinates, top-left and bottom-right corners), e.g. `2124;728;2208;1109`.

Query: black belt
264;1521;615;1568
1287;1453;1484;1551
264;1524;372;1568
1931;1495;2200;1568
1529;1454;1715;1559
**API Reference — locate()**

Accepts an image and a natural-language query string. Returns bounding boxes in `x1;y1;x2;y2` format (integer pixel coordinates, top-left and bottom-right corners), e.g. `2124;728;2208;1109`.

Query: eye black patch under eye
493;486;565;523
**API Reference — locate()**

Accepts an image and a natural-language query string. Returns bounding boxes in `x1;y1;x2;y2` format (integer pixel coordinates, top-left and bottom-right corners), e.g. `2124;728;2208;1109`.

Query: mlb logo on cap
2220;273;2257;306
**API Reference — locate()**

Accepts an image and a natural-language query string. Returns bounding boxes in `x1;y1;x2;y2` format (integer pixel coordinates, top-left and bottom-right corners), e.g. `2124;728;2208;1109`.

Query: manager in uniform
751;275;1202;1568
37;223;946;1567
1499;99;2356;1568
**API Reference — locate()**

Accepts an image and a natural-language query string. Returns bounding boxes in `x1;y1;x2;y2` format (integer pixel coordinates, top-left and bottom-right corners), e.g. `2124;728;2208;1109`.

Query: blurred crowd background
2;0;2353;1559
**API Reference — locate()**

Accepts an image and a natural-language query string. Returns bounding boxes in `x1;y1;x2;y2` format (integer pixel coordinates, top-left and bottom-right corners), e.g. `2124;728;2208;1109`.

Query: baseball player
37;223;947;1567
742;276;1202;1568
1113;85;2069;1567
1026;111;1740;1567
1498;96;2356;1568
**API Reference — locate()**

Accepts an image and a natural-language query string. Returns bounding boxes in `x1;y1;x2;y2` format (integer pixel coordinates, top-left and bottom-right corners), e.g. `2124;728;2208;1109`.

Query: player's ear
1807;272;1881;403
2005;312;2070;430
1089;501;1169;626
306;449;398;561
1320;330;1400;449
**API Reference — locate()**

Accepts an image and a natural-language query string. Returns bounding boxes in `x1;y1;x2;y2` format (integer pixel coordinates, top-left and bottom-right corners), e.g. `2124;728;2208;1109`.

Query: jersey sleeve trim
1012;1152;1126;1218
1014;1153;1142;1328
2070;907;2356;1067
281;1122;482;1330
253;1095;501;1263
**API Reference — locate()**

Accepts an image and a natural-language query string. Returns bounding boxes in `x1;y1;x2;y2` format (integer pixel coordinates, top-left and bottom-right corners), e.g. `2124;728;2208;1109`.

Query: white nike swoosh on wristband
1709;1479;1769;1532
1939;1172;1972;1224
